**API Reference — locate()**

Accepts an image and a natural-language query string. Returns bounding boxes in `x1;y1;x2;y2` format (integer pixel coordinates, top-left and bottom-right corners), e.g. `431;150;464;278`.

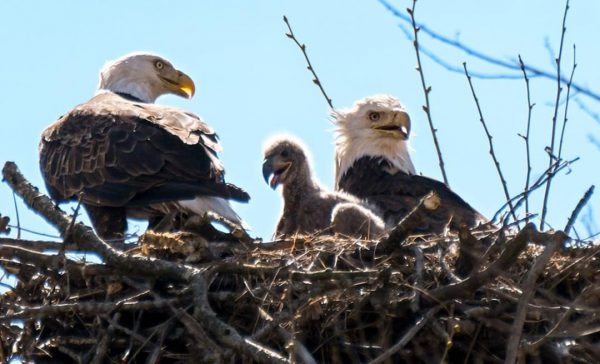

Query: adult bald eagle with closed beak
334;94;486;234
39;52;249;241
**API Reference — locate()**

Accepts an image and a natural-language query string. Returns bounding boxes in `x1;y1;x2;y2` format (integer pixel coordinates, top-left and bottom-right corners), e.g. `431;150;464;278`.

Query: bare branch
463;63;518;225
557;45;577;163
282;15;333;109
541;0;571;229
407;0;449;185
518;55;535;223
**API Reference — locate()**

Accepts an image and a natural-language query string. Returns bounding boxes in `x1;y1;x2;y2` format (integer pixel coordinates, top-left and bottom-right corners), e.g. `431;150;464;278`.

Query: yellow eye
155;61;164;70
368;111;381;122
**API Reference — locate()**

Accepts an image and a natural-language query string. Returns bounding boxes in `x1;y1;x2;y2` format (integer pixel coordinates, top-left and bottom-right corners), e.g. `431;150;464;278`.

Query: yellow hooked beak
371;111;411;140
160;70;196;99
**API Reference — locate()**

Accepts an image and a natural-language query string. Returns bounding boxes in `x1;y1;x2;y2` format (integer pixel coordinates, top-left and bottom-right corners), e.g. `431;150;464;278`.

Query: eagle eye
280;149;289;158
368;111;381;122
155;60;164;70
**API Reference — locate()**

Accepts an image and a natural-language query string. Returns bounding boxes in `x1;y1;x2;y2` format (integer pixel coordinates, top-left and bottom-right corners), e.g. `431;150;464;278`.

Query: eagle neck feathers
335;134;415;187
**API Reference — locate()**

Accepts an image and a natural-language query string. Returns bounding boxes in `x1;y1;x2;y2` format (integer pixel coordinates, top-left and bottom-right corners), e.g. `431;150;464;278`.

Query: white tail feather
178;197;249;229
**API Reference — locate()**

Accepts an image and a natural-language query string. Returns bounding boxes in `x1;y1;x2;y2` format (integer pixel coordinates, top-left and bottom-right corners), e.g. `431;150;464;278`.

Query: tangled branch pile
1;161;599;363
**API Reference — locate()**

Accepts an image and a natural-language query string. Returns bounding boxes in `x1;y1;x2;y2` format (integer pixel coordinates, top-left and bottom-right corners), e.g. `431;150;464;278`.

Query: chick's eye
280;150;289;158
155;61;164;70
368;112;381;122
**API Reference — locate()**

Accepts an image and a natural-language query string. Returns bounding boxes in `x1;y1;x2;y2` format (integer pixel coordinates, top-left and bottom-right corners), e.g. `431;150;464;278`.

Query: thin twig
407;0;449;186
492;157;578;223
518;55;535;223
1;298;183;321
541;0;570;229
557;45;577;163
564;186;595;234
6;225;59;239
463;62;518;225
283;15;333;109
11;192;21;239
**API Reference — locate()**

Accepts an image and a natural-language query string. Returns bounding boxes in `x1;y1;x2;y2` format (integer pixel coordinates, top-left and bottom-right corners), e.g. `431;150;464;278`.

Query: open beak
161;70;196;99
262;157;291;190
371;111;411;140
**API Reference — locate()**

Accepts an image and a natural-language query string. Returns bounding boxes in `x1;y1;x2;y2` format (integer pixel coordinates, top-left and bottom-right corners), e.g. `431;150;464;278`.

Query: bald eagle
334;94;486;234
262;136;384;239
39;53;249;241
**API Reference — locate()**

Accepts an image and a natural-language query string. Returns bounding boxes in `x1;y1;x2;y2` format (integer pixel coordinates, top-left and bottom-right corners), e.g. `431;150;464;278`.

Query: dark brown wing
39;92;249;208
337;156;485;232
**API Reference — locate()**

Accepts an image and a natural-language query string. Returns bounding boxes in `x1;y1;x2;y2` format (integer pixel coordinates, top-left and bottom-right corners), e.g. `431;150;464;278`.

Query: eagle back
39;92;228;206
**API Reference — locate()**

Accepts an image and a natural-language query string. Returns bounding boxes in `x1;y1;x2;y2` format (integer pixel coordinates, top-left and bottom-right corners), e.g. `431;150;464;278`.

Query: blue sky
0;1;598;242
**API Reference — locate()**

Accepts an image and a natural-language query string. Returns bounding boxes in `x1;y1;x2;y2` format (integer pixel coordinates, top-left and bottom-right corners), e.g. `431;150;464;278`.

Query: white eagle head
97;52;196;103
333;94;416;186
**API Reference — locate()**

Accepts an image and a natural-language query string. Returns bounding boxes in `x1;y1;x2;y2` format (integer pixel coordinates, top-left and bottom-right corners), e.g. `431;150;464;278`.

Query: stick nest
1;161;599;363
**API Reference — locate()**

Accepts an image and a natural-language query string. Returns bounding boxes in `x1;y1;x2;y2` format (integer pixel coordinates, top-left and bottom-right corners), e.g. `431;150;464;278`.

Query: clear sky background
0;1;598;243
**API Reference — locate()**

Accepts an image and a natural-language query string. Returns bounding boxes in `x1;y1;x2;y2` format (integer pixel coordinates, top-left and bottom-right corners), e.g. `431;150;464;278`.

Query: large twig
504;230;568;363
463;63;518;224
283;15;333;109
407;0;449;185
541;0;571;229
378;191;440;253
518;55;535;223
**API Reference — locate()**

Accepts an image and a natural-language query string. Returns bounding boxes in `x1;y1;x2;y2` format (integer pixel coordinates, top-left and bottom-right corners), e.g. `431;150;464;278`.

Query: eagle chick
262;136;384;239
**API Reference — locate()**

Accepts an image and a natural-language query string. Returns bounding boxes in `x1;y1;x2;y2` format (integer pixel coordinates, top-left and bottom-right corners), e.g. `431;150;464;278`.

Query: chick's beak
262;158;275;188
262;157;291;190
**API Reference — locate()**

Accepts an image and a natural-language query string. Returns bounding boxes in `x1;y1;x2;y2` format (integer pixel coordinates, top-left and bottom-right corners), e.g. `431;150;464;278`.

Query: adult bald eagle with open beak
334;94;486;234
39;52;249;241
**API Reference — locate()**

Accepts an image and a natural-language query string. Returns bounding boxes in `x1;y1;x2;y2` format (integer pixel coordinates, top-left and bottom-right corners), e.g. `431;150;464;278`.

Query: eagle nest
1;161;599;363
